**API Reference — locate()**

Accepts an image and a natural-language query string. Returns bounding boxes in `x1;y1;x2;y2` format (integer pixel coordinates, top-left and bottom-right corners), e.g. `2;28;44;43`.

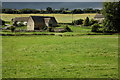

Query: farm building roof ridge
94;14;104;18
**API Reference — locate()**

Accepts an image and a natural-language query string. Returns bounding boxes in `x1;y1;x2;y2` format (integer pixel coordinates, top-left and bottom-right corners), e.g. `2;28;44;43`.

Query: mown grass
1;13;96;23
2;35;118;78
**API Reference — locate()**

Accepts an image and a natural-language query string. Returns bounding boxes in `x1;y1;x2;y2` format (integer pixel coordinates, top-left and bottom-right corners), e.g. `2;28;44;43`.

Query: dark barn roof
30;16;45;24
30;16;57;24
12;17;29;22
94;14;104;18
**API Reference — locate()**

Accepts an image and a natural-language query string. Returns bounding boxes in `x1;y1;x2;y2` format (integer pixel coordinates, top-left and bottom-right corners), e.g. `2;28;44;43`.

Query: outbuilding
94;14;104;23
12;17;29;26
27;16;58;30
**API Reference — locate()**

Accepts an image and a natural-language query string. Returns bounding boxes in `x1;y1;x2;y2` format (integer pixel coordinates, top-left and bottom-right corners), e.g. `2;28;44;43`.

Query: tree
2;8;15;14
2;20;5;25
90;19;98;25
60;8;65;11
65;8;69;11
65;25;72;32
72;19;84;25
83;17;90;26
10;26;15;32
91;23;100;32
19;8;40;14
46;7;53;13
71;9;83;14
102;2;120;32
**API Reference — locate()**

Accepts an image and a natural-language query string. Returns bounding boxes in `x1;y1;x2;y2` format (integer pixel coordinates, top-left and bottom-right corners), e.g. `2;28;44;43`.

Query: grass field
1;14;96;23
1;25;94;35
2;35;118;78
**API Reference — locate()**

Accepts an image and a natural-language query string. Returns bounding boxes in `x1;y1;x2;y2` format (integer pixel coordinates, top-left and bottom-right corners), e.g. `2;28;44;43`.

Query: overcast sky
0;0;113;2
0;0;118;2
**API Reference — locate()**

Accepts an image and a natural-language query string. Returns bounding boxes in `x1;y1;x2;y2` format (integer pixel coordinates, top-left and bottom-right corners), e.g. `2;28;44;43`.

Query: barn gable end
27;17;35;30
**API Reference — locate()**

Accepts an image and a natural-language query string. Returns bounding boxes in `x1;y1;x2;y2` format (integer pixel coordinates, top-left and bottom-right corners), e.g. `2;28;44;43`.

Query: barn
12;17;29;26
27;16;58;30
94;14;104;23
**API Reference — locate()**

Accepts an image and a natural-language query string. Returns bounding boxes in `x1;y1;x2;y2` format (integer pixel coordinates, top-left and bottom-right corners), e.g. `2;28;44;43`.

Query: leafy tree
72;19;84;25
40;9;45;14
2;8;15;14
95;9;101;14
91;23;100;32
46;7;53;13
90;19;98;25
2;8;101;14
65;25;72;32
102;2;120;32
59;8;66;14
10;26;15;32
60;8;65;11
19;8;40;14
65;8;69;11
83;8;94;13
83;17;90;26
71;9;83;14
2;20;5;25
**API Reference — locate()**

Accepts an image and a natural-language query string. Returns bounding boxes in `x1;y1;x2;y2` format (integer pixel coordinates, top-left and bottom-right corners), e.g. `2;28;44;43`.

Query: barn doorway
49;24;52;27
34;27;39;30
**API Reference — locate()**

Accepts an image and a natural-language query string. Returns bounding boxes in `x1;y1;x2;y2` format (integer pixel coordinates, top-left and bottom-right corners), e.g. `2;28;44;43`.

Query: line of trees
72;17;98;26
2;7;101;14
72;1;120;33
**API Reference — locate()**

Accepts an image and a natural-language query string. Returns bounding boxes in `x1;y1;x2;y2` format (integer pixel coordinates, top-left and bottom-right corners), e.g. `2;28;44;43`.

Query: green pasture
2;35;118;78
1;25;93;35
1;14;96;23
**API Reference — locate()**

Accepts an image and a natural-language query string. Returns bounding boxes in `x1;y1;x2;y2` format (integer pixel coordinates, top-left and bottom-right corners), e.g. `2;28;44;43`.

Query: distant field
1;14;96;23
2;35;118;78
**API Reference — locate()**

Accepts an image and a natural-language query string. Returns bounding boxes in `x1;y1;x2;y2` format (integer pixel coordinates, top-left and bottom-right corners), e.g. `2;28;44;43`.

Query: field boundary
0;33;117;36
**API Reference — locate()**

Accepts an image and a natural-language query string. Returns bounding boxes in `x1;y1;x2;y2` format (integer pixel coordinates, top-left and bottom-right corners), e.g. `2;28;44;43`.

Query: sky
1;0;115;2
2;2;103;9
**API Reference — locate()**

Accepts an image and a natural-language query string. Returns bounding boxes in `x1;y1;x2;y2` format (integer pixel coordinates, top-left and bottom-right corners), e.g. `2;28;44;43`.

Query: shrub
91;23;100;32
65;26;72;32
2;20;5;25
72;19;84;25
10;26;15;32
90;19;98;25
83;17;90;26
48;27;54;32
